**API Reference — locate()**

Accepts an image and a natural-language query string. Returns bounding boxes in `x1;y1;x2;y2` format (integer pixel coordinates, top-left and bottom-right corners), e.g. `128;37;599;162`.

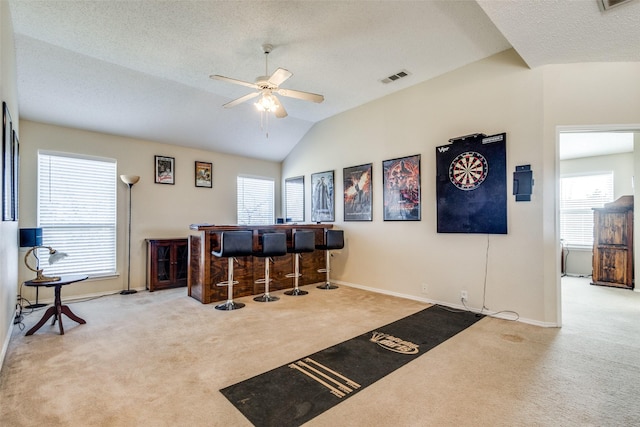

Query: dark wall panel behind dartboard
436;133;507;234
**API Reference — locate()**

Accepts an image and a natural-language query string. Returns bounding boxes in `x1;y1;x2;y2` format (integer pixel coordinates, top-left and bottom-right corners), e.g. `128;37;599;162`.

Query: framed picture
2;102;13;221
195;161;212;188
343;163;372;221
12;129;19;221
383;154;421;221
285;176;305;222
311;170;335;222
155;155;175;184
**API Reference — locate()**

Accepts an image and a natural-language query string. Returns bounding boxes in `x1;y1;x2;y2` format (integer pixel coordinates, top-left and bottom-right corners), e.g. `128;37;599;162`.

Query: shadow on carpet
221;305;483;426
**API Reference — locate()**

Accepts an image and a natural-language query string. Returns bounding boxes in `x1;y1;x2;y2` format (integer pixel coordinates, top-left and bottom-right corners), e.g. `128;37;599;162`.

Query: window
38;152;117;277
237;176;274;225
285;176;304;222
560;172;614;247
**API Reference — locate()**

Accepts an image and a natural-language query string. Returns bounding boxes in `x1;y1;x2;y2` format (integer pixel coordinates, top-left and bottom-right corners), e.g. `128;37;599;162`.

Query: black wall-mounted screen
513;165;533;202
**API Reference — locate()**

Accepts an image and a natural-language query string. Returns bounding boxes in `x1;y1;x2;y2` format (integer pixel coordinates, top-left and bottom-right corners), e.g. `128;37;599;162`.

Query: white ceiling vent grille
381;69;411;84
598;0;636;11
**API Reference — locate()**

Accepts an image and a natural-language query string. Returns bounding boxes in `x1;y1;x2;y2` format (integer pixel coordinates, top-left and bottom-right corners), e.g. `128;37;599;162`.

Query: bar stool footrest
216;280;239;287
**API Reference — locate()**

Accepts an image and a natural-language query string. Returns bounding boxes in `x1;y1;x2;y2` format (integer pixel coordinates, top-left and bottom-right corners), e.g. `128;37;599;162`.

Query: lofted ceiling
8;0;640;162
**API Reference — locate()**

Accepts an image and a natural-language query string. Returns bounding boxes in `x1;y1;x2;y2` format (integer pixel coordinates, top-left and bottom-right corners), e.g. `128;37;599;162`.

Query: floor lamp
120;175;140;295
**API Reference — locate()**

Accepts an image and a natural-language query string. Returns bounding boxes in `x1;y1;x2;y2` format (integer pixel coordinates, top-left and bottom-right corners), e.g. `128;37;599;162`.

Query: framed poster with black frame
2;102;13;221
343;163;372;221
435;132;507;234
382;154;421;221
311;170;334;222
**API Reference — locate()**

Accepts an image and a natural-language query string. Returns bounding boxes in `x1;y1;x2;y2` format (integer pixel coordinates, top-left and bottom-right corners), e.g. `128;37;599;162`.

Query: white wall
285;50;640;325
0;0;19;369
284;49;548;324
18;121;282;301
560;152;635;276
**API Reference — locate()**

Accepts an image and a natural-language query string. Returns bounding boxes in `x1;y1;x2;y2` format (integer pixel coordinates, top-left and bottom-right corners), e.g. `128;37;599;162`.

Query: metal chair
284;230;315;296
316;229;344;290
253;232;287;302
212;231;253;310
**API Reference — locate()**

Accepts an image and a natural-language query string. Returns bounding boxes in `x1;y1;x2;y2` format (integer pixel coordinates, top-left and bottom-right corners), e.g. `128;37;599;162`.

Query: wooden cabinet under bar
187;224;332;304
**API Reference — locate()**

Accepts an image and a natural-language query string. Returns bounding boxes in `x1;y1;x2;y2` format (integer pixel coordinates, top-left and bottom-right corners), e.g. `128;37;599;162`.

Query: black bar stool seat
254;232;287;302
212;230;253;310
284;230;315;296
317;229;344;290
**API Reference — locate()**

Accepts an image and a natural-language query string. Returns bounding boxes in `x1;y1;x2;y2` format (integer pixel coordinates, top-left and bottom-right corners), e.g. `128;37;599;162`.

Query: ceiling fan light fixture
254;93;278;112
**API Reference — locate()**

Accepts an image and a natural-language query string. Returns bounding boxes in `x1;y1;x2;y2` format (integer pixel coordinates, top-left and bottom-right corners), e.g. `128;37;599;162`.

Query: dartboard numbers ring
449;151;488;191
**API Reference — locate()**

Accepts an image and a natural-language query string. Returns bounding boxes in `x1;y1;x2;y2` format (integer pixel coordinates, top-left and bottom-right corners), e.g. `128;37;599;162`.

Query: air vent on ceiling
598;0;635;11
381;69;411;84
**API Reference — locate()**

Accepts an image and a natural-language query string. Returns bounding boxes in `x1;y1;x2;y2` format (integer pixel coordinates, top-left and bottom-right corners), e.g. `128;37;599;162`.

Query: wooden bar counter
188;224;332;304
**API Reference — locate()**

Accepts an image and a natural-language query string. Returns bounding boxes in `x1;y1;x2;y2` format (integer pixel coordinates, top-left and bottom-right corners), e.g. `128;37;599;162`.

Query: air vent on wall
381;69;411;84
598;0;635;11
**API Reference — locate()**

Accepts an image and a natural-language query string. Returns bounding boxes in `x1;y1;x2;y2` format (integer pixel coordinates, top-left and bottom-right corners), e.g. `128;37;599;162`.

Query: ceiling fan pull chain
265;110;269;139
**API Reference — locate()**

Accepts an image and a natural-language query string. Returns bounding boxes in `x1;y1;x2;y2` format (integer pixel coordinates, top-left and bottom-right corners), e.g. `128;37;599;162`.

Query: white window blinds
560;172;614;248
237;176;275;225
38;152;117;277
285;176;304;222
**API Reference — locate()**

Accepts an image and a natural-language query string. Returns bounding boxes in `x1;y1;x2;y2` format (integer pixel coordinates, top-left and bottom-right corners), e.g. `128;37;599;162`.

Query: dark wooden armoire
591;195;634;289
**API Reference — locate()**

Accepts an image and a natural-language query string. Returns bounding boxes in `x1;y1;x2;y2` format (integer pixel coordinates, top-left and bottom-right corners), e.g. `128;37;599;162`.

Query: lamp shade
120;175;140;185
19;228;43;248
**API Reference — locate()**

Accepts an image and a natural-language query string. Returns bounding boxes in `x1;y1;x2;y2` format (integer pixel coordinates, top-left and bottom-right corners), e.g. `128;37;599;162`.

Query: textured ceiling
8;0;640;161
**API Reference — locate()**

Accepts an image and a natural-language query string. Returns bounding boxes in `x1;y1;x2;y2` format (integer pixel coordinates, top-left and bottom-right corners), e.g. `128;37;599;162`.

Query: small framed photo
195;161;212;188
155;155;175;185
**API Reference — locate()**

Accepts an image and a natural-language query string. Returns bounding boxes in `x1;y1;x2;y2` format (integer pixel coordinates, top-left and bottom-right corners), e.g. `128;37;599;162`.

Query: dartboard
449;151;488;191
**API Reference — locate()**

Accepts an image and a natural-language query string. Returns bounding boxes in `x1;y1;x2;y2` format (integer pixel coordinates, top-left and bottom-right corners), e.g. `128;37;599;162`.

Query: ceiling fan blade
276;88;324;103
223;91;260;108
272;95;288;118
210;74;259;89
268;68;292;87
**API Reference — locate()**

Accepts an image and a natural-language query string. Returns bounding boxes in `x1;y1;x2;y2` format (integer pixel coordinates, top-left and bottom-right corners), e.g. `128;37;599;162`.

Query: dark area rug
220;305;483;427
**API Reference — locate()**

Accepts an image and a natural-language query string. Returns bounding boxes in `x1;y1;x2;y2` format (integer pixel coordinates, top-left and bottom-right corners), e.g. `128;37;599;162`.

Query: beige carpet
1;278;639;426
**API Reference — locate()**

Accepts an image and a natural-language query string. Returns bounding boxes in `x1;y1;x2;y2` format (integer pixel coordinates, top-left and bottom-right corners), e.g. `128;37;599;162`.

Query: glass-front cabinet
146;238;188;291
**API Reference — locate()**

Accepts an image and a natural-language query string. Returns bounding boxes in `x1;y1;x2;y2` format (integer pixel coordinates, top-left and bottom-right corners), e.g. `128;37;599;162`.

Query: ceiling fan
210;44;324;119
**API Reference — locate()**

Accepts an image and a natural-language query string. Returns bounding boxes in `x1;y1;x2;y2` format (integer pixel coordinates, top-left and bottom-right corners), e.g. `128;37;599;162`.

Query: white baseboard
334;280;559;328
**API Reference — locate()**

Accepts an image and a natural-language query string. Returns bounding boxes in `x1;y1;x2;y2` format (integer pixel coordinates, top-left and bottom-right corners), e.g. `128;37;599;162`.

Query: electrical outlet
421;283;428;294
460;290;468;301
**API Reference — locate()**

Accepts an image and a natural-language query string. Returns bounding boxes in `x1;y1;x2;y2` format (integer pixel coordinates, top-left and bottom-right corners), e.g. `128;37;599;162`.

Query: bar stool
212;230;253;311
316;229;344;290
253;232;287;302
284;230;315;296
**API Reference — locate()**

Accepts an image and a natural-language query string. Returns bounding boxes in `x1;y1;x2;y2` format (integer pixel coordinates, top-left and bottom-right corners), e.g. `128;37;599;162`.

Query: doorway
558;127;640;323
